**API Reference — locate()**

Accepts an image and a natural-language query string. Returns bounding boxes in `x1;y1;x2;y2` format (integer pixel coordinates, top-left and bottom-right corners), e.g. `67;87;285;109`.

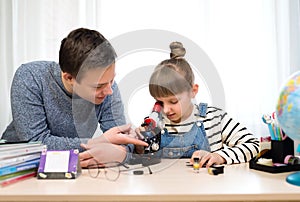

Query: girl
142;41;259;168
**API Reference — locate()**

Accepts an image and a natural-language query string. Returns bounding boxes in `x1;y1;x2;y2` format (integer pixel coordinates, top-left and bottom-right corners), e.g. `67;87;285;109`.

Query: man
2;28;147;165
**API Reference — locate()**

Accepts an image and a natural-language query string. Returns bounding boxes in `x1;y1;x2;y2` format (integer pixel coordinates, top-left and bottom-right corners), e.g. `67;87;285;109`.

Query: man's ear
61;72;76;94
62;72;75;85
191;84;199;98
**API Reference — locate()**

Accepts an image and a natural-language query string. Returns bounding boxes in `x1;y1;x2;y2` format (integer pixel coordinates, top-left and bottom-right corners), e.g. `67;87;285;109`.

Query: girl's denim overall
159;103;211;158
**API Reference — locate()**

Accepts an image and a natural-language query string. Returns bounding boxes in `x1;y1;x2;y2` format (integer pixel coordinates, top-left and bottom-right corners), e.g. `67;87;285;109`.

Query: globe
276;71;300;186
276;71;300;140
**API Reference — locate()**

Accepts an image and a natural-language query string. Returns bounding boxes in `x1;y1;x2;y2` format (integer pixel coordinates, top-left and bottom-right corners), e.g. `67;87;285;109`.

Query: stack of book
0;142;46;187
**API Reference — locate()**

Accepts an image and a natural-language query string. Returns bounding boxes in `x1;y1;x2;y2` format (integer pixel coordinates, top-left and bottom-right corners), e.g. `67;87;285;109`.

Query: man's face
73;63;116;105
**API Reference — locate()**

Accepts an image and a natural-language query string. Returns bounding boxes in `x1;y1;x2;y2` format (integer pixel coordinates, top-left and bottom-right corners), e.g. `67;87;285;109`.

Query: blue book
0;168;36;182
0;158;40;176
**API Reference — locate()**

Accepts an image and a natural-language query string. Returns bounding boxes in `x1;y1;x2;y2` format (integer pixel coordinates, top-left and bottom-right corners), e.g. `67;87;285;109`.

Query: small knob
151;143;160;151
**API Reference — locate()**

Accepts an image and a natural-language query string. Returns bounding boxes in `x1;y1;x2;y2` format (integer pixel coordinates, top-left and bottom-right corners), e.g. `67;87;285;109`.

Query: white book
0;144;46;160
0;153;41;168
0;142;43;151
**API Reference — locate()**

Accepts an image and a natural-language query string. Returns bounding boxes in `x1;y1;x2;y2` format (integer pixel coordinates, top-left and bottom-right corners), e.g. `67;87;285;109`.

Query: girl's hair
149;42;195;98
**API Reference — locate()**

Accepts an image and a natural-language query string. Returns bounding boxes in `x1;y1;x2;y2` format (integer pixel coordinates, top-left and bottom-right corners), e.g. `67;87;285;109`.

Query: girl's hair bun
170;41;186;59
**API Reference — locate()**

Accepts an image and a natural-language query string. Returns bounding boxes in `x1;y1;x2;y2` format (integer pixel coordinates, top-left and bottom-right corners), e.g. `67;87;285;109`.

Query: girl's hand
190;150;226;168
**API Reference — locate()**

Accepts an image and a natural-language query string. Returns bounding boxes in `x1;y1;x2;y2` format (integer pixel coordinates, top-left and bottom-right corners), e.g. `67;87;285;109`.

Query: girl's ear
191;84;199;98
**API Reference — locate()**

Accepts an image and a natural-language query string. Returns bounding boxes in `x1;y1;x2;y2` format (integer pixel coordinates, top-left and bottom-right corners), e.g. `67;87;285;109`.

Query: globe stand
286;172;300;186
286;142;300;186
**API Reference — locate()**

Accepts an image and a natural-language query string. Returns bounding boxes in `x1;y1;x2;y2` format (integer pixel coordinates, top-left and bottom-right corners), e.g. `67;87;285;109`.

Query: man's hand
79;143;127;168
190;150;226;168
79;124;148;168
81;124;148;149
134;126;147;154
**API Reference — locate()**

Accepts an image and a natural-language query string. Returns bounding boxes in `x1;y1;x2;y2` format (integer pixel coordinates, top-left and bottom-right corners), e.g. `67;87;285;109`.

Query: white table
0;159;299;202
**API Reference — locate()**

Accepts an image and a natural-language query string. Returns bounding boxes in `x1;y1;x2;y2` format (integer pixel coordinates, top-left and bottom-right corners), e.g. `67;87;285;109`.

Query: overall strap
198;103;208;118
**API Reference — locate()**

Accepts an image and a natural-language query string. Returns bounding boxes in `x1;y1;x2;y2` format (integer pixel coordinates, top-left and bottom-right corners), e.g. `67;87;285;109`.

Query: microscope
130;101;164;166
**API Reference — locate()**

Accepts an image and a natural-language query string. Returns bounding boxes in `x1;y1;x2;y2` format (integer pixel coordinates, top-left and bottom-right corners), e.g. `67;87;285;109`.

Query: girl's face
155;84;198;123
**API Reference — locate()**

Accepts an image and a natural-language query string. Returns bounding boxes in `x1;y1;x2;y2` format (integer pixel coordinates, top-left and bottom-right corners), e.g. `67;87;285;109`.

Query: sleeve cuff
122;144;134;164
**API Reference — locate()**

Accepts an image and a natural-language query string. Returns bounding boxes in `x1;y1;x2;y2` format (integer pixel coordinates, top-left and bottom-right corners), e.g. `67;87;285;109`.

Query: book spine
0;145;46;160
0;153;41;168
0;159;40;176
0;172;36;187
0;168;36;181
0;142;43;151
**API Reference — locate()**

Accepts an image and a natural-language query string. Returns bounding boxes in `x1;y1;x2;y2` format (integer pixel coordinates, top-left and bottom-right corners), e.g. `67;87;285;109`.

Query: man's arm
7;63;83;150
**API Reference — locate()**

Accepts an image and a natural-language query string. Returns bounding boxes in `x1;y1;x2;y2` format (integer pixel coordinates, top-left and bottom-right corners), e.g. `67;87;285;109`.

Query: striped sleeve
204;107;259;164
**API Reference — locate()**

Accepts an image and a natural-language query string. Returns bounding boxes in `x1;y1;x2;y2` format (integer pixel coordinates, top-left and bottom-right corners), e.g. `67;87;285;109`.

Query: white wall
1;0;300;138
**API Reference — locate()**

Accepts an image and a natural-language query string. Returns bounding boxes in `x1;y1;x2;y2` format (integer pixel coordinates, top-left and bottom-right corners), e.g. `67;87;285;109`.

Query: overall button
196;121;202;127
168;151;173;156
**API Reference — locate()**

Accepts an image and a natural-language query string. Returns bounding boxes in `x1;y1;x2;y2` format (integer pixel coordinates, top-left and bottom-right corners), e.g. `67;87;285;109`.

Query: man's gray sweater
2;61;126;151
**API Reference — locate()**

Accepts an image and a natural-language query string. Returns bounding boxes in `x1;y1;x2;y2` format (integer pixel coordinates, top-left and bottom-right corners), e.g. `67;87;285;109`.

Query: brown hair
59;28;116;82
149;42;194;98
